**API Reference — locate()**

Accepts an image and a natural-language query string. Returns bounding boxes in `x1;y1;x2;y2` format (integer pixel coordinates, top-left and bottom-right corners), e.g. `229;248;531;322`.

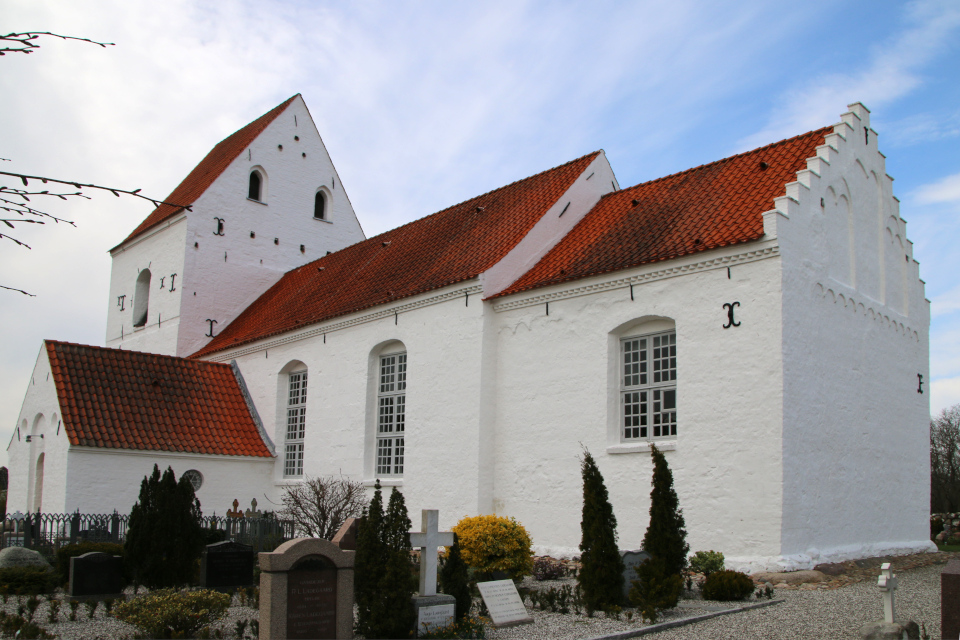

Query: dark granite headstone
286;557;338;639
620;549;651;599
68;552;123;599
200;541;254;590
943;559;960;640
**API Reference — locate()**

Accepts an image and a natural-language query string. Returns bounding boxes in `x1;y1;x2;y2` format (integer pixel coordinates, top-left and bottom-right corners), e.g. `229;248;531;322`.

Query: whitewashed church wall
5;347;71;514
219;281;489;535
490;245;787;564
774;103;933;571
105;216;187;356
63;448;274;516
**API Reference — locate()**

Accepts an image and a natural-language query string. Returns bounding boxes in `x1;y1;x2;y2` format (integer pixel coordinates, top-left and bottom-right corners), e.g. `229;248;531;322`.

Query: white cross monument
877;562;898;623
409;509;454;596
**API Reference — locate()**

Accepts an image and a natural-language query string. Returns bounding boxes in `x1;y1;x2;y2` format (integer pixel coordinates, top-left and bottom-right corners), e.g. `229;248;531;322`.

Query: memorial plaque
620;549;651;598
417;603;455;634
476;579;533;628
286;556;338;640
201;541;254;589
68;552;124;599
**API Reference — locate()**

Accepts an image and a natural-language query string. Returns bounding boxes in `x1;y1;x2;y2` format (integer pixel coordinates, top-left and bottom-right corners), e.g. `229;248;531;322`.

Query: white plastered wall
773;103;933;570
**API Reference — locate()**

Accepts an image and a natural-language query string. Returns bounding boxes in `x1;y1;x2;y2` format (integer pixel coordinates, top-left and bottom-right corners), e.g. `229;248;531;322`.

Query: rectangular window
376;353;406;475
284;371;307;477
621;331;676;441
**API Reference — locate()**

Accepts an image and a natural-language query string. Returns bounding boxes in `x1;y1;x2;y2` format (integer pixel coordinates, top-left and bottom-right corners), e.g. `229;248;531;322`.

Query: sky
1;0;959;467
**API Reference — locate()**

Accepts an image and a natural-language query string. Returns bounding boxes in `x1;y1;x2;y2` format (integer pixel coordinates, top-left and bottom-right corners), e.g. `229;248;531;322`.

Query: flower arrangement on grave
451;515;533;579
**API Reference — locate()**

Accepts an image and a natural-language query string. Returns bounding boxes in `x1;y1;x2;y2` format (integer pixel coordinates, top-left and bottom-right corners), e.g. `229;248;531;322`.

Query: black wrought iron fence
1;510;294;555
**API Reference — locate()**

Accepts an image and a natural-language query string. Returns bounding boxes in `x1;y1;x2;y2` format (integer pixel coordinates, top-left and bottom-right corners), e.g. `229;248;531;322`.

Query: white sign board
476;579;534;628
417;604;455;635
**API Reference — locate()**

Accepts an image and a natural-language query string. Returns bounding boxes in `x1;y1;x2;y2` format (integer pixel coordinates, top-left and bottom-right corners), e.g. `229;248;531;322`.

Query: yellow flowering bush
451;515;533;579
112;588;230;638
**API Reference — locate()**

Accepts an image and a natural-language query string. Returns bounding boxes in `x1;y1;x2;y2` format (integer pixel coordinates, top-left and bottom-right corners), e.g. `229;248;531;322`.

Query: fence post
23;513;32;548
70;510;80;545
110;511;120;543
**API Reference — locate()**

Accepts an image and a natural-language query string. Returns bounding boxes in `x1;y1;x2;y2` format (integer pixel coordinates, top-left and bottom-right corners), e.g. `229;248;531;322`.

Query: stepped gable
192;151;600;357
46;340;272;457
495;127;831;298
119;94;299;246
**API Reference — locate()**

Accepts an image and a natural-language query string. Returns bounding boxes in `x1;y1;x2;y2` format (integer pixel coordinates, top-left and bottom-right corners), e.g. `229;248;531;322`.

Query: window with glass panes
376;353;406;476
621;331;677;441
284;371;307;477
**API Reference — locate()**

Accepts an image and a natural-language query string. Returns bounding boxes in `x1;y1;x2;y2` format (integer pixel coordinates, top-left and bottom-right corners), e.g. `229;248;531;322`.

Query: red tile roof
119;95;299;246
192;152;600;358
495;127;831;298
46;341;272;457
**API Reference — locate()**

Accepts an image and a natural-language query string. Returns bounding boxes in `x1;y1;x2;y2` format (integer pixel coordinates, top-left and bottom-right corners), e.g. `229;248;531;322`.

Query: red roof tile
46;340;272;457
192;152;600;358
495;128;831;298
119;95;299;246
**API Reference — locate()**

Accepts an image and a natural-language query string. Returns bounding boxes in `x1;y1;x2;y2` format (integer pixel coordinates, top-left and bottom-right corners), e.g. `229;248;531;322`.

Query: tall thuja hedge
642;444;688;576
354;482;416;638
439;533;471;621
578;448;625;610
125;465;204;588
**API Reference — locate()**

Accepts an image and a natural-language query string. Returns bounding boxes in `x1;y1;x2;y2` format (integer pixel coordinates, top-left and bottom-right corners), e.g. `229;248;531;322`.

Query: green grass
936;543;960;552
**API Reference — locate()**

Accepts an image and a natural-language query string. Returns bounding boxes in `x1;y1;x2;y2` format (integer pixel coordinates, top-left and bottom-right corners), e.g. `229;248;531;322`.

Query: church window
284;370;307;477
249;170;263;201
376;353;406;476
133;269;151;327
621;331;676;441
314;191;326;220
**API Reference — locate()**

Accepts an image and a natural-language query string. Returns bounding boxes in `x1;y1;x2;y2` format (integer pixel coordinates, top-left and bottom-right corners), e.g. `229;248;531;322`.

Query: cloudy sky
2;0;959;466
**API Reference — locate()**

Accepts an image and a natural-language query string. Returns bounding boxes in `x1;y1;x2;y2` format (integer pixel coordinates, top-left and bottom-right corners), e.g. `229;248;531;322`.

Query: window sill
313;217;333;224
607;441;677;455
364;478;403;487
247;197;268;205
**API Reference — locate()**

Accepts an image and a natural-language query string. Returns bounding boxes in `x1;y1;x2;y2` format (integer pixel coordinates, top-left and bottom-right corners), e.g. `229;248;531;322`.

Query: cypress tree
353;481;385;638
642;444;688;576
578;448;625;610
439;533;472;621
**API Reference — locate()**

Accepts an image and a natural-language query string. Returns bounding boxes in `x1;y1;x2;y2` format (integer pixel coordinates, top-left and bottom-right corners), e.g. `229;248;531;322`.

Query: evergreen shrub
439;533;472;621
628;557;682;623
55;542;124;585
577;449;624;611
700;570;755;601
113;588;230;638
688;550;724;576
0;567;56;595
642;445;689;576
451;515;533;579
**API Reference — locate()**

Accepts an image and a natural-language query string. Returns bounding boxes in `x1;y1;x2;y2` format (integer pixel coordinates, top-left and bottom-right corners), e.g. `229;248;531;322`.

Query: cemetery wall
63;448;274;515
775;104;934;569
490;240;786;563
6;344;71;514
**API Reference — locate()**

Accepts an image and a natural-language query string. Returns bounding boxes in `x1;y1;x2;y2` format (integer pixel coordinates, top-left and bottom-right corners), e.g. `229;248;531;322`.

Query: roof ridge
45;339;230;368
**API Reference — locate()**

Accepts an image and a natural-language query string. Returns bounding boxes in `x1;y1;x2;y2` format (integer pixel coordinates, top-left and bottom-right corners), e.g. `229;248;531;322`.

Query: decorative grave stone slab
476;579;533;628
201;541;254;590
68;552;123;600
259;537;355;640
943;558;960;640
620;549;650;598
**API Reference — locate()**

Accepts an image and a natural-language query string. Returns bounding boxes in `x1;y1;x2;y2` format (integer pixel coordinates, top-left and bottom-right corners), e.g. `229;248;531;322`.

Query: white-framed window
284;370;307;477
376;353;406;476
621;331;676;441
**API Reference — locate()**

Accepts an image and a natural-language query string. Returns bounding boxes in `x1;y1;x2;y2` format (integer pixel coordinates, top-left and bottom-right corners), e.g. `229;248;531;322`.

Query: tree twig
0;32;114;55
0;172;192;211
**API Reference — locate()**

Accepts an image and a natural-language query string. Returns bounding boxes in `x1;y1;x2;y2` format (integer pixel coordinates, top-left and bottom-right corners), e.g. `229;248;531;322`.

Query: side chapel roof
119;95;299;246
496;126;832;297
46;340;272;457
191;151;601;357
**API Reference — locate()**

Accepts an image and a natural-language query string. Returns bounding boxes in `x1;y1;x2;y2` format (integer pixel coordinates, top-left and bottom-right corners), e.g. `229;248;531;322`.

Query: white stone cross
409;509;454;597
877;562;898;623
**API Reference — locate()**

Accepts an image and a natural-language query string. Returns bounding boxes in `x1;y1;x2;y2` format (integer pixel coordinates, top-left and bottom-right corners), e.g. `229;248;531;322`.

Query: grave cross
226;499;243;519
877;562;898;623
409;509;454;597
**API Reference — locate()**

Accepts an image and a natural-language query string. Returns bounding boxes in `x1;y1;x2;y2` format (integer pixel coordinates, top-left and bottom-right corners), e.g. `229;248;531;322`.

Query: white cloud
932;376;960;415
914;170;960;205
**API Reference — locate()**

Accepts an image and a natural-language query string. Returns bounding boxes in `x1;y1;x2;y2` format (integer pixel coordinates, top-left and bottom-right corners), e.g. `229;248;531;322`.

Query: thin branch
0;284;35;296
0;32;114;55
0;172;192;211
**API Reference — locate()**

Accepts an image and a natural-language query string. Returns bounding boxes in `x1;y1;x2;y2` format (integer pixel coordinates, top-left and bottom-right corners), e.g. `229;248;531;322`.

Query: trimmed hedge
0;566;57;595
701;569;755;601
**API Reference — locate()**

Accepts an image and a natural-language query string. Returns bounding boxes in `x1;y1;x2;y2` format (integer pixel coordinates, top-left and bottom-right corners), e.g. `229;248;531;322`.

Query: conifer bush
439;533;472;621
113;588;230;638
642;444;688;577
688;550;724;577
628;557;682;623
577;448;624;610
124;465;205;588
700;569;755;601
451;515;533;579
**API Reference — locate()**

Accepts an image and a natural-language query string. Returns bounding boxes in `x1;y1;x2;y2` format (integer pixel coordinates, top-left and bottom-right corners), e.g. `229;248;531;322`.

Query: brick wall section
944;559;960;640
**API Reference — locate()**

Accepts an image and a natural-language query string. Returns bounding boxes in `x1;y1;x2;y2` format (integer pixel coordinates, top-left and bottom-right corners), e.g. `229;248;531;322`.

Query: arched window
376;349;406;476
282;364;308;477
314;191;326;220
133;269;151;327
248;170;263;201
33;453;45;512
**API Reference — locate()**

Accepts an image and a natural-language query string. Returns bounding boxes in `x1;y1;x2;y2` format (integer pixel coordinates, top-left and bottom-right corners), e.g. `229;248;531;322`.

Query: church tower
105;95;365;357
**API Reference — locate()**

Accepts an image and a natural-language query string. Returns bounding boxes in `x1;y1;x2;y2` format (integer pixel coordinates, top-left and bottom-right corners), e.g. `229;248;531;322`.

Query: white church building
8;95;934;571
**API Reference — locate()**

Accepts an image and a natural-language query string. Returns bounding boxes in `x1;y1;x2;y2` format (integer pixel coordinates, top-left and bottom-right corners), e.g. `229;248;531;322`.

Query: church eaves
118;95;299;247
494;127;832;298
46;340;273;457
191;151;601;358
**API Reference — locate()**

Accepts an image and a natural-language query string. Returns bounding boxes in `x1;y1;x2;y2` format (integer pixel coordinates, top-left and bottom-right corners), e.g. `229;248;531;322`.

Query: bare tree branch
280;475;366;539
0;284;35;296
932;405;960;513
0;172;192;211
0;32;114;55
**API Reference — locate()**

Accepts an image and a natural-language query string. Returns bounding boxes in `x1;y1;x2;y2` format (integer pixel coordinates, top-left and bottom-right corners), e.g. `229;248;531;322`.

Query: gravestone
943;559;960;640
259;537;354;640
859;563;920;640
476;579;533;628
620;549;651;599
409;509;456;636
68;552;123;600
331;517;360;551
201;541;254;590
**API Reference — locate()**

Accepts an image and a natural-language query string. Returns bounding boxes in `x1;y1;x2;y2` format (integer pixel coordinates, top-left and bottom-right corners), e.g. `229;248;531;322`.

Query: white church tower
105;95;365;357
